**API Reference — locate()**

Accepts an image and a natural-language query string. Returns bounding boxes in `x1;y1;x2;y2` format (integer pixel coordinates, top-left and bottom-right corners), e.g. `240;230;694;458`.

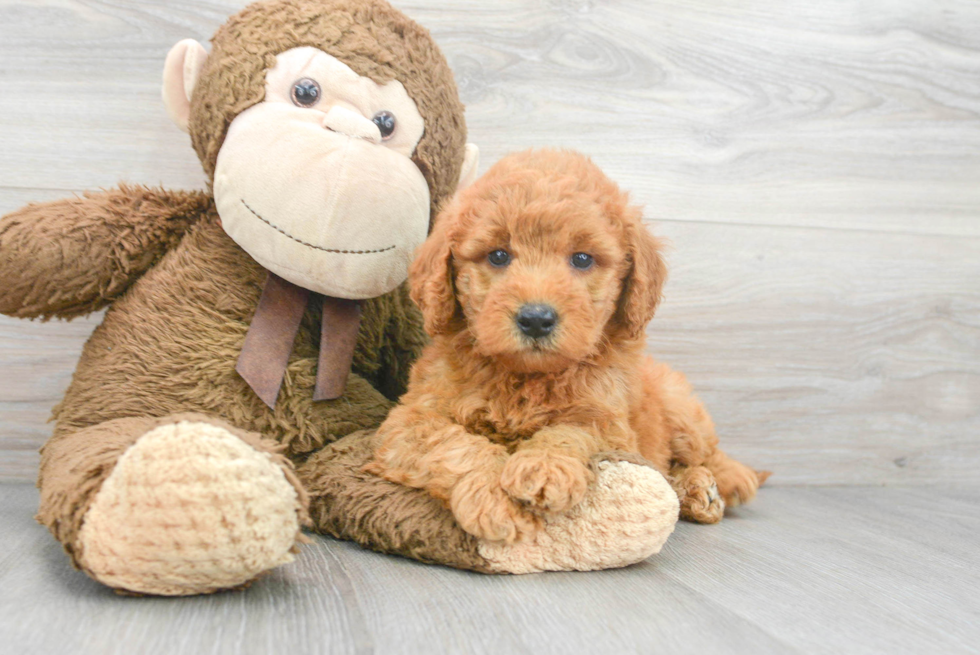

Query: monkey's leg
298;432;678;574
37;413;308;595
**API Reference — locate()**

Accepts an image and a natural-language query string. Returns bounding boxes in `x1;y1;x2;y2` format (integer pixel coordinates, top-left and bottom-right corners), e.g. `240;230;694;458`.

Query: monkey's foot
77;420;304;595
303;436;678;574
478;460;679;573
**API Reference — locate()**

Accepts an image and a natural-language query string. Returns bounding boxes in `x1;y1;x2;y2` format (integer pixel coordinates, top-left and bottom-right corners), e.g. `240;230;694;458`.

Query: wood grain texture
0;0;979;483
1;484;977;654
0;313;103;480
655;220;980;485
2;0;979;234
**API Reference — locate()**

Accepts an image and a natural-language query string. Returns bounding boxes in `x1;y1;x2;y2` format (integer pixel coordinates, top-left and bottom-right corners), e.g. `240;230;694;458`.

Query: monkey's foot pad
77;420;303;595
479;459;680;573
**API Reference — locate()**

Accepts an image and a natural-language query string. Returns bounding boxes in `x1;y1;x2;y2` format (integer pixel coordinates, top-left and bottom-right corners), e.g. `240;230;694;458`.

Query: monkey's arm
0;185;210;320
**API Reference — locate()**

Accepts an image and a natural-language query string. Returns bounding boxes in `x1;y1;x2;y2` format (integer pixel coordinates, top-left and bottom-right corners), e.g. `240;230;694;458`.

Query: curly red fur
369;149;768;540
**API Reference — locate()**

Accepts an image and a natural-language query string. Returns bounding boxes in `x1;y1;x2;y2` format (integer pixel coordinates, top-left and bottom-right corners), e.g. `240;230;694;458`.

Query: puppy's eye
570;252;594;270
291;78;321;107
372;111;396;140
488;249;511;267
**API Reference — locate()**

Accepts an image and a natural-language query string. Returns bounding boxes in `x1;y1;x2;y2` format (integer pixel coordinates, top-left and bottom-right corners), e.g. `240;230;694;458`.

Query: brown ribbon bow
236;272;362;409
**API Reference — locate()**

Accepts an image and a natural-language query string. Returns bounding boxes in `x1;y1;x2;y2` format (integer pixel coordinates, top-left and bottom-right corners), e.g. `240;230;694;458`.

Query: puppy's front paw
500;450;593;514
451;469;540;543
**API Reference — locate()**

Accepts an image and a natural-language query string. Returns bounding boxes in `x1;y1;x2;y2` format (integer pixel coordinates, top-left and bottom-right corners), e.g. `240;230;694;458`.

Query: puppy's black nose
516;304;557;339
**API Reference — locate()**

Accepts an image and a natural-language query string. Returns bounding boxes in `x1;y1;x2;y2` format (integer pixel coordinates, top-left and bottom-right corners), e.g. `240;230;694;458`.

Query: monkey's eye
570;253;594;270
488;249;511;267
291;78;321;107
372;111;396;140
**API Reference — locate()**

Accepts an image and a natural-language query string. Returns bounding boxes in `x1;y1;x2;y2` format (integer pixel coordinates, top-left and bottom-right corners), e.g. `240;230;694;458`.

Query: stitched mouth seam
241;199;396;255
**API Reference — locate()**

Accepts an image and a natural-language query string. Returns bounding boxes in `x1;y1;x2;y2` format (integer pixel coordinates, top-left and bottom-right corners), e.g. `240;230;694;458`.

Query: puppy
368;149;768;543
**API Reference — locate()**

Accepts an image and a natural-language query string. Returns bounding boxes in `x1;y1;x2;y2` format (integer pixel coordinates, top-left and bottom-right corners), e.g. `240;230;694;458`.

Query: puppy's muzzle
515;304;558;339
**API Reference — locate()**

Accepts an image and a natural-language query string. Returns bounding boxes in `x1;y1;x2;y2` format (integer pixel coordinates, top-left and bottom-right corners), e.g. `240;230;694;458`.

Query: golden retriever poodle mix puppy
368;149;769;543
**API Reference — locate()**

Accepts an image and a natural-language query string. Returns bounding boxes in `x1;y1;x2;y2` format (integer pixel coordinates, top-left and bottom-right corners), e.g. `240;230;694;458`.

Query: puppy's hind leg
668;389;769;509
704;449;771;508
638;357;769;515
667;387;769;509
669;464;724;524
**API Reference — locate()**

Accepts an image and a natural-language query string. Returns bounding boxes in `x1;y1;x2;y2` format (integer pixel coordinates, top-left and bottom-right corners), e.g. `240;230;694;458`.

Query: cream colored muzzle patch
214;102;430;299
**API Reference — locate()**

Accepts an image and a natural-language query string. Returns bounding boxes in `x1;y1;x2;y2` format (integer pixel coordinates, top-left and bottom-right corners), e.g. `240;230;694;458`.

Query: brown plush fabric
51;212;423;457
37;416;155;565
299;430;493;573
191;0;468;220
0;186;210;320
37;412;307;568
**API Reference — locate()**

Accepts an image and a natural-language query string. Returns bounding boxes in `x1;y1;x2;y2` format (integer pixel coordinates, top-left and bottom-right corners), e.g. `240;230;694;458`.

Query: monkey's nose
515;304;558;339
321;106;382;144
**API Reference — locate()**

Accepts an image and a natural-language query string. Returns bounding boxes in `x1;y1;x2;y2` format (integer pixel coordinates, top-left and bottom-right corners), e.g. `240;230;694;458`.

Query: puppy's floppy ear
614;215;668;340
409;207;459;336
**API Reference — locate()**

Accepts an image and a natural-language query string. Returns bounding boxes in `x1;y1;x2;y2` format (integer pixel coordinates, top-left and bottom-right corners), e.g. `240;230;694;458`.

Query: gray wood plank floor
1;483;977;655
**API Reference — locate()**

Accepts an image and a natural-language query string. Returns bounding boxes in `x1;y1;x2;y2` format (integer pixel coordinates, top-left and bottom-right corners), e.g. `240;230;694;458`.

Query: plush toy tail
0;185;210;320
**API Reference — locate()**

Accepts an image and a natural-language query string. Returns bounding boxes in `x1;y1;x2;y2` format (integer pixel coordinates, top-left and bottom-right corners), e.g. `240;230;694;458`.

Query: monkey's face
212;47;431;298
163;2;477;299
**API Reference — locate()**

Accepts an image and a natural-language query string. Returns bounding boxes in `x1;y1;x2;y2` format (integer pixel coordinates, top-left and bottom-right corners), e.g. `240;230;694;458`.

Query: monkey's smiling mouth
241;199;396;255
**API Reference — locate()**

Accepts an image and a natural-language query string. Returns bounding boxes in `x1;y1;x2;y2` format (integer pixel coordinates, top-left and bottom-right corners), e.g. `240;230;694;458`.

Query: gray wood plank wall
1;0;978;485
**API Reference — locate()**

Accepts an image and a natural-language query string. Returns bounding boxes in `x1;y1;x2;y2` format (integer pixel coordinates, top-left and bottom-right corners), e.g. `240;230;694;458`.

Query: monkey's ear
162;39;209;133
456;144;480;191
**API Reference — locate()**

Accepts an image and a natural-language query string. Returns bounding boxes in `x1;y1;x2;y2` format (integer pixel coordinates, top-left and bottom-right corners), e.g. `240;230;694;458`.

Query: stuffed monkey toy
0;0;678;595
